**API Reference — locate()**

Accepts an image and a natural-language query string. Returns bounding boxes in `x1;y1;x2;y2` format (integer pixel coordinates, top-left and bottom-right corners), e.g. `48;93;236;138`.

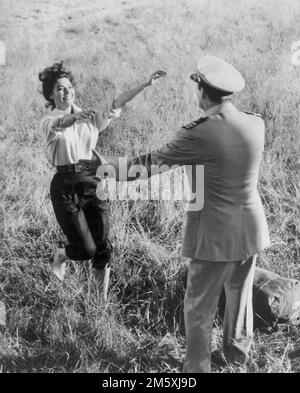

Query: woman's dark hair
39;61;75;108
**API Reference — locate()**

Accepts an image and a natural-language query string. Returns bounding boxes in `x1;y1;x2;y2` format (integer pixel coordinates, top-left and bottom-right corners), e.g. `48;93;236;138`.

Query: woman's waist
53;160;98;186
47;142;96;167
56;160;95;174
51;169;102;199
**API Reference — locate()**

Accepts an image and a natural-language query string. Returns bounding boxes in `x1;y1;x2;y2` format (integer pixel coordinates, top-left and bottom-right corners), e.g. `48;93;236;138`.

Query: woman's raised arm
112;70;167;108
94;70;167;132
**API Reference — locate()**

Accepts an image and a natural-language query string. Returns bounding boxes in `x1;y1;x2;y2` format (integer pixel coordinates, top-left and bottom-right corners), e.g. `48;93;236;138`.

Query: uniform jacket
112;102;270;261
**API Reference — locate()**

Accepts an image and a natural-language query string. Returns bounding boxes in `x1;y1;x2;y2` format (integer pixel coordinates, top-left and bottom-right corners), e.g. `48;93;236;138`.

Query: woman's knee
92;240;113;269
84;243;97;259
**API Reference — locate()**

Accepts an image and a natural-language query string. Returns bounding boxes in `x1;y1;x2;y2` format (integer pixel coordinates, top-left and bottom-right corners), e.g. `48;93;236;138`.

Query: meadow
0;0;299;373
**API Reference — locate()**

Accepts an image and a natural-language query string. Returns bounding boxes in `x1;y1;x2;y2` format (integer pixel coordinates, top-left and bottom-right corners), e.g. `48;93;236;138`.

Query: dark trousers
50;171;112;270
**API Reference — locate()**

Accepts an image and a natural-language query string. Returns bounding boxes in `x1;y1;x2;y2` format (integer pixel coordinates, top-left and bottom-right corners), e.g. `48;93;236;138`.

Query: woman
39;61;166;297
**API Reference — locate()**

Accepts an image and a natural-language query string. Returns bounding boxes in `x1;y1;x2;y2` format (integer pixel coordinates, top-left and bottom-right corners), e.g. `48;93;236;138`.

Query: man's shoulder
181;113;224;133
243;111;265;129
244;111;263;118
243;111;264;125
182;117;208;130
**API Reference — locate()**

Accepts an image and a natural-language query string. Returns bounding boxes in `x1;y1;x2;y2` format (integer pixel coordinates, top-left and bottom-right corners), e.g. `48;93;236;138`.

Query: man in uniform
95;55;270;373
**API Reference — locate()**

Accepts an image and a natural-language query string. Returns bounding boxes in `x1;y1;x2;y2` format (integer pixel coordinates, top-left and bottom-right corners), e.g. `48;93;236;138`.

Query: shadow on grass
0;340;84;373
0;337;183;373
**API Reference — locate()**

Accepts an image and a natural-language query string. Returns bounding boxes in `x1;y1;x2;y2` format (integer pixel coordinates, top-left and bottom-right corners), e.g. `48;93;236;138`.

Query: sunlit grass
0;0;299;373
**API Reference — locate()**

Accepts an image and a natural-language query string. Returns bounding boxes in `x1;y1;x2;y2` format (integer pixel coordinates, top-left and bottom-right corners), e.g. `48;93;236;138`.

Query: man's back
113;102;270;261
182;102;270;261
192;103;265;204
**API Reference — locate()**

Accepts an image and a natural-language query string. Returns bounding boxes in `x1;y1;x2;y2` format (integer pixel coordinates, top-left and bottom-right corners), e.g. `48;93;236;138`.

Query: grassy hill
0;0;299;372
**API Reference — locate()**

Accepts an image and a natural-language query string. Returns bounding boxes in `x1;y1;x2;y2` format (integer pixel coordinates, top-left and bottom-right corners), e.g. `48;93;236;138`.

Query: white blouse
40;104;121;166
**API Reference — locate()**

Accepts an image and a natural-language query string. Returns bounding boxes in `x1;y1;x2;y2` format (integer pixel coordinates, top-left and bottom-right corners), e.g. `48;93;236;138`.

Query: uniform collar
205;101;237;117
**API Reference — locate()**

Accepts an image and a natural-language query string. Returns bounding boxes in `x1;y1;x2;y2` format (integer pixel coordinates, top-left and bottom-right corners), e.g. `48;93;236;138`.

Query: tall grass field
0;0;299;373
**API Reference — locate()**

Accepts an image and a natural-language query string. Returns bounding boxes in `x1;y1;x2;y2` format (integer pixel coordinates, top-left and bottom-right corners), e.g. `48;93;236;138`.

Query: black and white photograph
0;0;299;375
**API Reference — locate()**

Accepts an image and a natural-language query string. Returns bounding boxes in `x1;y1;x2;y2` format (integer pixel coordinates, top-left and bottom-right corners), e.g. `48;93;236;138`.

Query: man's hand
147;70;167;86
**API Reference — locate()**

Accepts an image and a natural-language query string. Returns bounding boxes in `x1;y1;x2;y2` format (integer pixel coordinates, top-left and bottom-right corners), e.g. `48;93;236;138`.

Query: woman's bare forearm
54;110;96;129
95;83;148;131
112;81;150;109
55;114;77;129
95;71;167;130
112;70;167;108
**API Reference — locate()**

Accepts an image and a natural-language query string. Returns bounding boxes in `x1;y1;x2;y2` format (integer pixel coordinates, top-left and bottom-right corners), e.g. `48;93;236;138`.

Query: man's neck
202;100;233;116
203;101;221;116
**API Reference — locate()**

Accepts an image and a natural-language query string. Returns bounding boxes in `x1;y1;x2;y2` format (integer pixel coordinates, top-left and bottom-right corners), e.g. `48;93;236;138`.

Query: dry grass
0;0;299;373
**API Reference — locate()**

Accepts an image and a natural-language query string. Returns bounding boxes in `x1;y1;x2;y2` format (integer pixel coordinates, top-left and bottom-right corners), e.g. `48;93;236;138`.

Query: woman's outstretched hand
112;70;167;109
148;70;167;86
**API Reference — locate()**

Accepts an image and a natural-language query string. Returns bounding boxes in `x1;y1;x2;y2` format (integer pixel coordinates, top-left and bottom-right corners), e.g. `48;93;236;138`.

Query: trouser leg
223;255;257;364
82;203;112;270
53;200;97;261
50;174;97;261
183;260;231;373
82;201;112;299
64;206;98;260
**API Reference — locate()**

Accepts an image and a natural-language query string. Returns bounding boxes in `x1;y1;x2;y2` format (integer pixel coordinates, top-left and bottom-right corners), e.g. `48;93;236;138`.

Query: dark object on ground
218;267;300;332
252;267;300;331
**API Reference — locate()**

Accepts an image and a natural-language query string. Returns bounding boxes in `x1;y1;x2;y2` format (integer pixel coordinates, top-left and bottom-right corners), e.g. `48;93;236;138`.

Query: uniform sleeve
40;114;65;145
145;128;203;167
109;127;204;181
95;107;122;133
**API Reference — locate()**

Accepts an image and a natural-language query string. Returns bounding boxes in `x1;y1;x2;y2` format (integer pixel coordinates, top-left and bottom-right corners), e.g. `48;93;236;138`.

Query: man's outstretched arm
93;127;204;181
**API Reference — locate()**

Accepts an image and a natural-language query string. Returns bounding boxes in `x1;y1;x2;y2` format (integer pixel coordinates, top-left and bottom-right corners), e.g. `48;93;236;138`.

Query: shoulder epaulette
182;117;208;129
244;111;262;118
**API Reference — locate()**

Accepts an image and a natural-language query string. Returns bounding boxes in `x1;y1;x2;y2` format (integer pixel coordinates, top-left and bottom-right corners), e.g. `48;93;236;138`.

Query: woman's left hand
148;70;167;86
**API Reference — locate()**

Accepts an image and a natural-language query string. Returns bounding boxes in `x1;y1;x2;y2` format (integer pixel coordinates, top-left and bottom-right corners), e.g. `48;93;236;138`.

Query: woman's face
50;77;75;110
